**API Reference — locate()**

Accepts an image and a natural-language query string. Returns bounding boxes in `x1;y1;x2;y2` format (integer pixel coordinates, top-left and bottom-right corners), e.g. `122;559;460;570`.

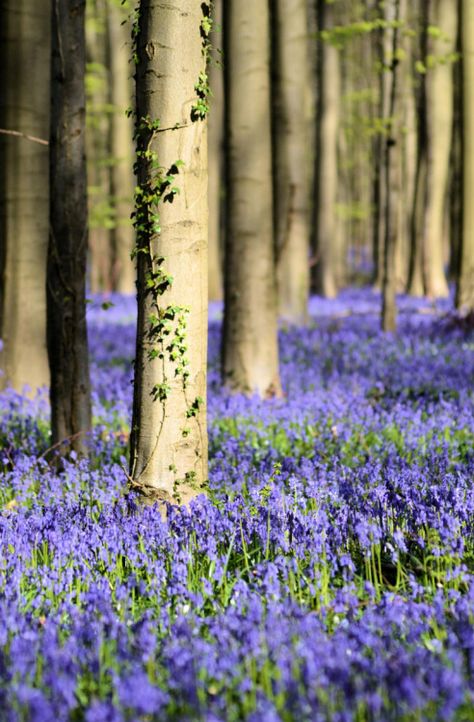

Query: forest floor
0;288;473;721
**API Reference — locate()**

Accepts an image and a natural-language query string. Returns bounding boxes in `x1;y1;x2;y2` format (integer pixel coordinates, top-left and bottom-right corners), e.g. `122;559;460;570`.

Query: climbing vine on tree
128;0;210;507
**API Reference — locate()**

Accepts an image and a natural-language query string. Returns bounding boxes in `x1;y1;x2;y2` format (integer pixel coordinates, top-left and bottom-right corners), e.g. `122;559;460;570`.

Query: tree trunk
208;0;224;302
395;18;417;293
313;0;340;298
0;0;50;394
86;0;113;293
222;0;281;396
107;0;136;294
449;33;462;283
274;0;310;325
371;25;385;288
382;0;403;332
422;0;457;298
407;0;427;296
373;9;394;290
456;0;474;312
48;0;92;457
129;0;208;505
408;151;427;296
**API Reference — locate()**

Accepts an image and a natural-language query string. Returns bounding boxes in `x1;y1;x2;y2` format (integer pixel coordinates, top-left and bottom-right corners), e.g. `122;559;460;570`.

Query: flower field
1;289;473;721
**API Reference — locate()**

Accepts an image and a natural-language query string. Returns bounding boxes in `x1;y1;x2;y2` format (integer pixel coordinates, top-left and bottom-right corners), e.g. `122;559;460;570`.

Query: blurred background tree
0;0;50;394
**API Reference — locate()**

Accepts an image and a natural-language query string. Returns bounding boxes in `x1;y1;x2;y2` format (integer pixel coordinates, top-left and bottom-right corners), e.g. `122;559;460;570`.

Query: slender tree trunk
422;0;457;298
129;0;208;504
449;32;462;283
393;12;414;293
107;0;135;294
222;0;281;396
456;0;474;312
86;0;113;293
408;151;427;296
313;0;340;298
407;0;427;296
373;23;389;289
208;0;224;302
0;0;50;393
48;0;92;457
274;0;310;324
382;0;403;332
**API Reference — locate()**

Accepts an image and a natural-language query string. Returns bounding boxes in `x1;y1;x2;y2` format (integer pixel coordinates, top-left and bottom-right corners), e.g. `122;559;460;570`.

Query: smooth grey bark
381;0;403;332
407;0;428;296
208;0;224;302
274;0;310;324
422;0;457;298
222;0;281;396
107;0;136;294
0;0;50;393
86;0;113;293
314;0;341;298
456;0;474;312
129;0;208;505
48;0;92;457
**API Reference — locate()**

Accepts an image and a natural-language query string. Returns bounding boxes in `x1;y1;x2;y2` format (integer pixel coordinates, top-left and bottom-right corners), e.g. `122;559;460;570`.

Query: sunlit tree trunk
408;152;427;296
86;0;112;293
107;0;135;294
456;0;474;312
0;0;50;393
314;0;340;298
48;0;92;457
208;0;223;302
274;0;310;324
129;0;208;504
222;0;281;396
422;0;457;298
407;0;427;296
382;0;403;332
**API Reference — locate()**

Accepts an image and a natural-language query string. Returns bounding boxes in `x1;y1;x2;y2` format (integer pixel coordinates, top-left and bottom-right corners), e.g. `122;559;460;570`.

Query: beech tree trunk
407;0;428;296
456;0;474;312
129;0;208;505
422;0;457;298
208;0;223;302
48;0;92;457
274;0;310;324
314;0;340;298
396;18;417;292
86;0;112;293
381;0;403;332
371;26;385;288
222;0;281;396
0;0;50;393
107;0;135;294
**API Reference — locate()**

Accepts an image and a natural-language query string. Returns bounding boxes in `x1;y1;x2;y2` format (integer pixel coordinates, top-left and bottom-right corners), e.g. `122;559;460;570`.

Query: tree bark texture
222;0;281;396
274;0;310;325
48;0;92;456
107;0;136;294
129;0;208;504
422;0;457;298
395;17;418;292
208;0;224;302
382;0;403;332
314;0;340;299
407;0;428;296
0;0;50;393
86;0;113;293
456;0;474;312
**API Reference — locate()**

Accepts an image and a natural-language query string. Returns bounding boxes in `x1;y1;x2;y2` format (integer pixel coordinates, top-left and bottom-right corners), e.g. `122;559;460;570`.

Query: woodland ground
0;288;473;721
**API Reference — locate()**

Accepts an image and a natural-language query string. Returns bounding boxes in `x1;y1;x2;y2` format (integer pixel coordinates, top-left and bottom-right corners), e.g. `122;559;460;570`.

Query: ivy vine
129;1;212;492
